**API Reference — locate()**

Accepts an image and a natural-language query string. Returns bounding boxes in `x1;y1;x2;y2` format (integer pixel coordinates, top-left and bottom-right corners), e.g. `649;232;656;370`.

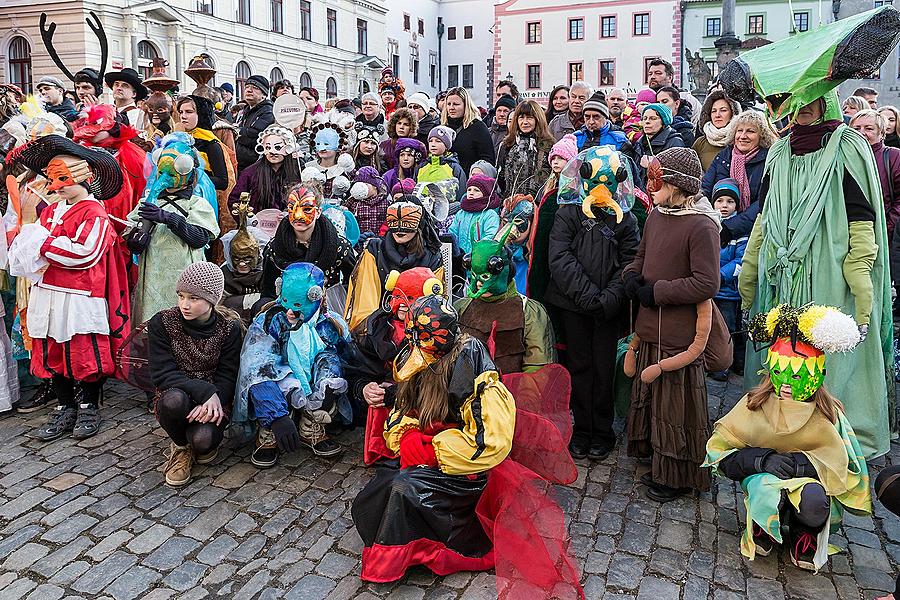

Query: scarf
657;196;722;231
729;146;759;211
790;120;842;156
270;214;339;272
381;233;431;272
702;120;733;147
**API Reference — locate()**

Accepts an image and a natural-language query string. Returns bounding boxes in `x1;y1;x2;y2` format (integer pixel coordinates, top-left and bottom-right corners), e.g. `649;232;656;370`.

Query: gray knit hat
428;125;456;150
37;76;66;91
582;92;610;119
176;262;225;306
656;147;703;196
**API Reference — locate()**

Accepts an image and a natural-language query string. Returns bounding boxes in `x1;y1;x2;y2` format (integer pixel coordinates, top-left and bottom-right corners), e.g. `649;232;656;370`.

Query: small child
382;138;425;195
347;167;390;235
390;178;417;201
417;125;466;200
711;178;747;380
624;89;657;144
469;160;497;180
450;173;501;255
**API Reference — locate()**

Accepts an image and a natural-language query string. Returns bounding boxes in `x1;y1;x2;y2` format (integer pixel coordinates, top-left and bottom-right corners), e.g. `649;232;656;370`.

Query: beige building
0;0;388;98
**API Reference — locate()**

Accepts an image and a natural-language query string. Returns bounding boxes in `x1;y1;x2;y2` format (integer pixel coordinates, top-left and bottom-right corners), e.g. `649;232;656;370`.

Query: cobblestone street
0;375;898;600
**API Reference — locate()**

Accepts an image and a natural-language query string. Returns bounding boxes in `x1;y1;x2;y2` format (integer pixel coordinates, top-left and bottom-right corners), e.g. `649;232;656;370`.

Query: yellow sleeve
345;247;382;333
384;409;420;454
843;221;876;326
738;218;764;310
432;371;515;475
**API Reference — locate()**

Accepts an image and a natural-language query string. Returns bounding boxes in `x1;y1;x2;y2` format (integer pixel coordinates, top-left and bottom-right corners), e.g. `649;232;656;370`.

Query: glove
271;415;301;453
636;283;655;308
762;452;797;479
398;429;437;469
623;271;643;300
790;452;819;479
137;202;170;225
858;324;868;345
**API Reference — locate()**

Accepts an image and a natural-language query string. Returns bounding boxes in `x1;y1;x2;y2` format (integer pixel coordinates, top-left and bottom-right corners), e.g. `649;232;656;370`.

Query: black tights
52;376;103;408
794;482;830;529
156;389;224;454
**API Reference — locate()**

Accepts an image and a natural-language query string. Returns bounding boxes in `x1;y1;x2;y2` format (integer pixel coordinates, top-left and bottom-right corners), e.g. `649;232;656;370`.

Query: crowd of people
2;7;900;597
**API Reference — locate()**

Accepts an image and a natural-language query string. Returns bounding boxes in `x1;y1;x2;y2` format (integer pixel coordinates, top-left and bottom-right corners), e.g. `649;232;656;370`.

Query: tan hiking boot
251;428;278;468
164;443;193;486
195;447;219;465
298;410;341;457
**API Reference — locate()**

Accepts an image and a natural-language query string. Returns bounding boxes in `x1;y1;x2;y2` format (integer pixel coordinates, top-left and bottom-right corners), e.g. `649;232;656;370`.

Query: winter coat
417;153;466;200
549;112;579;142
633;126;685;188
235;100;275;171
446;117;496;174
449;208;500;256
415;112;441;147
717;217;747;302
873;141;900;240
701;145;768;241
496;134;553;198
46;99;80;122
543;204;641;318
574;123;627;152
382;163;421;195
489;123;508;158
671;116;695;147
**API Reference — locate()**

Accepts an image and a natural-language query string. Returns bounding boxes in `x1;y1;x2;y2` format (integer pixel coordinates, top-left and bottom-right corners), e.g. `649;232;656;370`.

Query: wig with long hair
502;100;554;149
394;334;469;430
724;109;779;149
253;152;302;210
745;376;844;425
545;85;570;123
441;87;481;129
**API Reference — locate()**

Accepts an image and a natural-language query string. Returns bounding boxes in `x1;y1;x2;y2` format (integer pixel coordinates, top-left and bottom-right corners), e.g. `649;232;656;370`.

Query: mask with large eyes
45;156;93;191
277;262;325;324
386;201;423;233
156;147;196;190
392;294;460;381
766;338;825;402
286;185;320;226
465;237;512;299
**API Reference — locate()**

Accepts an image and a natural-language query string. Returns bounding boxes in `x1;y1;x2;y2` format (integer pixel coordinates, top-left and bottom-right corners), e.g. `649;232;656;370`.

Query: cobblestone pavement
1;375;898;600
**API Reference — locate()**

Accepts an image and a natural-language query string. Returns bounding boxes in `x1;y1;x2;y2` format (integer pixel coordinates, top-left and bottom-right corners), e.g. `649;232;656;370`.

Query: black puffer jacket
446;116;496;174
543;204;640;319
236;100;275;171
415;112;441;146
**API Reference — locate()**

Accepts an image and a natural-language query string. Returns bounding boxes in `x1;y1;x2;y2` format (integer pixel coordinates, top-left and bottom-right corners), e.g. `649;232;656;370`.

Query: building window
327;9;337;47
568;62;583;86
568;18;584;41
197;0;213;15
235;60;251;97
392;54;400;75
747;14;765;34
643;57;659;84
7;36;32;95
271;0;283;33
706;17;721;37
270;67;284;85
705;60;719;80
875;0;892;6
462;64;474;88
299;72;312;88
527;21;541;44
599;60;615;86
418;18;425;35
601;16;616;38
447;26;456;40
326;77;337;99
633;13;650;36
464;26;473;39
793;11;809;32
404;13;410;31
357;19;368;54
299;1;311;40
136;40;158;81
526;64;541;90
413;59;420;84
237;0;250;25
448;65;459;88
430;53;437;87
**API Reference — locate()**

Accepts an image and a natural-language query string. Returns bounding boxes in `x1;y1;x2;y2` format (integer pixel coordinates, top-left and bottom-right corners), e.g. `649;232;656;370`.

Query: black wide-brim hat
104;68;149;101
6;135;123;201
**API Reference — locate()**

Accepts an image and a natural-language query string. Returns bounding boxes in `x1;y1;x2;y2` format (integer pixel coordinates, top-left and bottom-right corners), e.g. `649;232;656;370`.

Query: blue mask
314;129;340;153
278;263;325;324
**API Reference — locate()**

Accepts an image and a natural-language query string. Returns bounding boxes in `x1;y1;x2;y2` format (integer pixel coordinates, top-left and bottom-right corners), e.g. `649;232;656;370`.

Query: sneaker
298;410;342;457
588;441;614;461
17;381;56;414
33;406;77;441
164;443;193;486
72;404;101;440
789;529;818;571
195;447;219;465
251;428;278;468
752;523;777;556
568;437;589;460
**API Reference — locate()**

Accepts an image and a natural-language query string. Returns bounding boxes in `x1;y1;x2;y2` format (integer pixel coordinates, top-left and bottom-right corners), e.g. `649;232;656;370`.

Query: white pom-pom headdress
748;303;860;354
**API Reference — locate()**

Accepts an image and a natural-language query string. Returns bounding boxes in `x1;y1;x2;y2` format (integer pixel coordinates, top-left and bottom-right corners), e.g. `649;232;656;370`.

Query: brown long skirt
626;341;711;491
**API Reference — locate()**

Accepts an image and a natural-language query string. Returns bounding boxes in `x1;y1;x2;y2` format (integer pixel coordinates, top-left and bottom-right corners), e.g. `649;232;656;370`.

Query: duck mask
393;294;460;381
766;338;825;402
278;262;325;324
46;155;93;191
385;201;422;234
286;185;321;226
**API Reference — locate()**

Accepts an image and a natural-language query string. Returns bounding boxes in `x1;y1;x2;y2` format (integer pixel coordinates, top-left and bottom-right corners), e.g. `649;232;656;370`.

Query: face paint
766;339;825;402
464;238;511;299
385;201;422;233
286;186;320;226
45;156;93;191
314;128;341;153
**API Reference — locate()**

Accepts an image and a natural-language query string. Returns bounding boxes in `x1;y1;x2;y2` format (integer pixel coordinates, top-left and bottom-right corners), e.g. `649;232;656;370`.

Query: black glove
762;452;797;479
790;452;819;479
137;202;171;225
623;271;644;300
636;283;655;308
271;415;301;453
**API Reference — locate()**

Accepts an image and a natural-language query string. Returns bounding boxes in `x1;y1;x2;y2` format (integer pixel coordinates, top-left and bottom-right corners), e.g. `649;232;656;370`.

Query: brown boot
164;443;193;486
298;409;342;457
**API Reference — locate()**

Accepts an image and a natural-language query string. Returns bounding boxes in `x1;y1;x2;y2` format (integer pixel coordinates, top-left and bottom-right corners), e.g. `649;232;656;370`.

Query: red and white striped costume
26;197;131;381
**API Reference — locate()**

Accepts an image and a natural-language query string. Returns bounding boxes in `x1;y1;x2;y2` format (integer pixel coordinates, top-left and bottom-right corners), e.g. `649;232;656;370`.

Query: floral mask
766;338;825;402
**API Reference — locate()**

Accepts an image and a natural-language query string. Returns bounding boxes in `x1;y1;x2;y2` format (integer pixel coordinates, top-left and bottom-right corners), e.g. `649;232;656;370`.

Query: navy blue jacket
701;145;768;241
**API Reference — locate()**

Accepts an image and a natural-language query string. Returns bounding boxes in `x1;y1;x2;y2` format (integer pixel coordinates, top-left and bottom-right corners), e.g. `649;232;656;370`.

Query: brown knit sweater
624;209;720;353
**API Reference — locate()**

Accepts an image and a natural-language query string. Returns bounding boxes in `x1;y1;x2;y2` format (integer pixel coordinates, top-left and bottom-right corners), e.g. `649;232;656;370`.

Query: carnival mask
256;126;296;157
385;267;444;316
386;201;422;234
155;146;196;191
73;104;118;143
579;146;627;222
314;128;341;153
45;156;93;191
463;232;513;300
278;262;325;324
393;294;460;381
286;185;320;226
501;196;535;241
766;338;825;402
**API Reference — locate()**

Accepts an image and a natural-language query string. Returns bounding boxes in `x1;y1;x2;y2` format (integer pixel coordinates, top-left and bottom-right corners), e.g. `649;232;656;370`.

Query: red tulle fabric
364;406;395;464
361;542;495;583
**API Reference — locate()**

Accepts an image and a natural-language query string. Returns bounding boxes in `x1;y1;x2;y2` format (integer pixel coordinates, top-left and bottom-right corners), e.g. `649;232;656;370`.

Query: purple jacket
228;161;288;212
874;142;900;240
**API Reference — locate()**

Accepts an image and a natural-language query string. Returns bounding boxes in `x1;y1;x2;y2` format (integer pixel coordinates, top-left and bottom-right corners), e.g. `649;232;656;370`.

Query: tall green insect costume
732;5;900;458
454;225;555;375
704;304;871;572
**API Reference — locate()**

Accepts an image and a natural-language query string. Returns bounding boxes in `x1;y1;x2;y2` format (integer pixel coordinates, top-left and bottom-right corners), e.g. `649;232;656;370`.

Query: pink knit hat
636;89;657;104
549;134;578;164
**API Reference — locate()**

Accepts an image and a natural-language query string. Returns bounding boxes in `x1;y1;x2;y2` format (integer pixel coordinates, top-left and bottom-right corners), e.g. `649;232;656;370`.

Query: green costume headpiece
463;225;514;300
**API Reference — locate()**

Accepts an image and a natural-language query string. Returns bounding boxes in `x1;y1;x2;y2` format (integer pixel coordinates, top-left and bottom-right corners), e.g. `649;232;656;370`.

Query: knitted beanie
391;178;417;196
469;159;497;179
494;94;517;111
582;92;610;119
712;177;740;202
428;125;456;150
657;147;703;196
246;75;270;95
642;103;673;127
353;166;386;195
549;133;578;163
467;173;496;199
406;92;434;113
176;261;225;306
636;89;657;104
394;137;427;162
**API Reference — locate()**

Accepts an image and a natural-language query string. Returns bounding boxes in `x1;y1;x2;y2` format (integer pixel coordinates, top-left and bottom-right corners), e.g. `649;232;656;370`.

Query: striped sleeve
41;216;111;270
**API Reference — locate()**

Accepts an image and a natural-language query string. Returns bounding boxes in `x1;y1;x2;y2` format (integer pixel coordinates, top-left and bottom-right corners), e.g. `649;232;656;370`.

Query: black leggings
53;375;103;408
875;466;900;595
156;389;224;455
794;482;830;529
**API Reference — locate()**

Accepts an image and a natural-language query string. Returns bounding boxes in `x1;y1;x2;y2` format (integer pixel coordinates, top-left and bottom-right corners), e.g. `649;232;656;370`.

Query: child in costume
449;174;500;256
346;167;390;235
545;145;641;461
235;262;349;466
6;135;129;440
455;227;555;375
711;178;747;380
220;194;265;323
126;132;220;325
302;112;356;198
382;138;426;195
390;178;417;201
351;122;385;171
149;262;243;487
418;126;466;201
498;194;535;294
704;304;871;571
228;124;301;212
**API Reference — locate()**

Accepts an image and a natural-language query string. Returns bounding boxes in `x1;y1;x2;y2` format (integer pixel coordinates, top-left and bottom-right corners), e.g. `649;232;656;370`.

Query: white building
493;0;681;103
383;0;441;100
0;0;388;99
438;0;497;107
